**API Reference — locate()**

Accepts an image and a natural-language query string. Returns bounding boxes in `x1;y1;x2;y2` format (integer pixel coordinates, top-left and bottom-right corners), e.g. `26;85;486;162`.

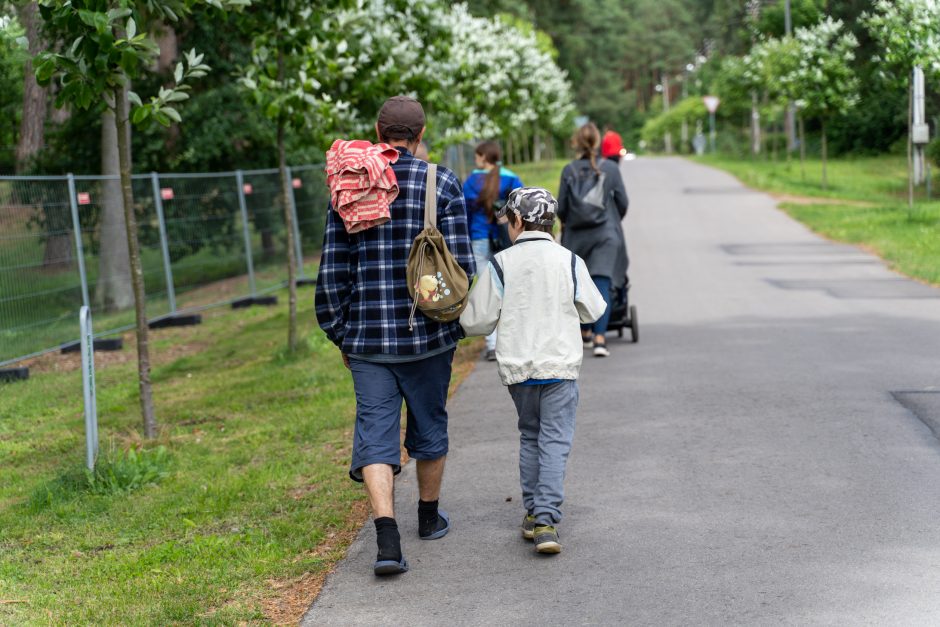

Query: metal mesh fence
0;165;326;368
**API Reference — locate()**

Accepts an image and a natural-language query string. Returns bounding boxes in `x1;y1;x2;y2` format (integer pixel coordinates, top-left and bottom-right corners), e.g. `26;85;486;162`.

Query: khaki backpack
407;163;470;329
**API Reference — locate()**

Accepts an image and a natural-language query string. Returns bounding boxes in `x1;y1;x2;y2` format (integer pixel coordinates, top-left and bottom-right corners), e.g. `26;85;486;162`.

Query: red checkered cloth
325;139;400;233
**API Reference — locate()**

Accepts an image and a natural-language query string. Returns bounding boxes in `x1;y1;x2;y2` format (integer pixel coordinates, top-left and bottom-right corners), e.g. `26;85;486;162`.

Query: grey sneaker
521;514;536;540
533;525;562;554
485;349;497;361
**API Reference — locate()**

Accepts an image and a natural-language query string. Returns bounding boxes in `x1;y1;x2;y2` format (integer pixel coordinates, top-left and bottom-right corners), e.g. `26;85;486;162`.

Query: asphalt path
303;157;940;626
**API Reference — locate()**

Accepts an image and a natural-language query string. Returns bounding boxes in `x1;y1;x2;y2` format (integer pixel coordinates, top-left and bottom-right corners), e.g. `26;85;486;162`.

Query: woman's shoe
582;333;593;349
593;342;610;358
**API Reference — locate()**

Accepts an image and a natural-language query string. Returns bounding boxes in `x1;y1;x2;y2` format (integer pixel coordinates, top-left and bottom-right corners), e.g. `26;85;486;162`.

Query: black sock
374;517;402;562
418;499;439;533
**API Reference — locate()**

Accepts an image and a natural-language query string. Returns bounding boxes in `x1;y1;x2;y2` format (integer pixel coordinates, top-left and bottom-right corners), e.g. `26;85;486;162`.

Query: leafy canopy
35;0;249;126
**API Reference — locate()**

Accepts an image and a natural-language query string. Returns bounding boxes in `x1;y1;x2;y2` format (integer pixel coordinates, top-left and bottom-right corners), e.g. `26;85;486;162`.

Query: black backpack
564;168;609;230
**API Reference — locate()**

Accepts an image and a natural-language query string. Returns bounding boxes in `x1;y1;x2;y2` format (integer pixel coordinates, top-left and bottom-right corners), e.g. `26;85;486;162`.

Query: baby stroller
606;276;638;343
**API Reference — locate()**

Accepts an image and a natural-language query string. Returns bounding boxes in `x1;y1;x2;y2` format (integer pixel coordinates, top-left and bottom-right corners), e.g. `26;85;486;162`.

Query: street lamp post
785;0;797;152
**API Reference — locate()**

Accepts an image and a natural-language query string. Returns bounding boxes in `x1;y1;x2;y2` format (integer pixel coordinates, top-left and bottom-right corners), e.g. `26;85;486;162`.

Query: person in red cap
601;125;626;163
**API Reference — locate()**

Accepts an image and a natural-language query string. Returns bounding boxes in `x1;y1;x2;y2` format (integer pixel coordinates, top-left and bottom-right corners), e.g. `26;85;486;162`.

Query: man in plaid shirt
315;96;475;576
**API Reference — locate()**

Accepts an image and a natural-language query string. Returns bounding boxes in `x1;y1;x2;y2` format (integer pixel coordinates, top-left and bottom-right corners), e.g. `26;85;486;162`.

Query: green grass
0;292;480;624
511;160;567;198
695;154;940;286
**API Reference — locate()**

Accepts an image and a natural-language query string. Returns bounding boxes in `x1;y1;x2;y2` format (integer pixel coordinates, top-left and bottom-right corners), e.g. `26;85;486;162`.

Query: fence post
285;166;305;279
79;306;98;470
66;173;90;310
235;170;257;297
150;172;177;314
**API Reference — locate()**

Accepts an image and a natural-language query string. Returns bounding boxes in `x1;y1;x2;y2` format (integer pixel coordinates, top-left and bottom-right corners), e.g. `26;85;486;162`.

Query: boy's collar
513;231;554;244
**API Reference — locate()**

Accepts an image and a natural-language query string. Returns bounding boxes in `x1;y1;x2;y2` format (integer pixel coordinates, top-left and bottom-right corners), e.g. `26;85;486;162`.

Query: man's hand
342;353;351;369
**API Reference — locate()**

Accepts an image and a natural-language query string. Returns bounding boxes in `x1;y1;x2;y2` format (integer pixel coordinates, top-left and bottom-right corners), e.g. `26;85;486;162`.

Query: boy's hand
342;353;351;369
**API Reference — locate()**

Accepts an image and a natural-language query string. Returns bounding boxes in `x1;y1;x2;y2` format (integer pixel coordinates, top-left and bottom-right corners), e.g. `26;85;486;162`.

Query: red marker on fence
243;183;253;195
292;178;302;189
77;192;91;205
160;188;174;201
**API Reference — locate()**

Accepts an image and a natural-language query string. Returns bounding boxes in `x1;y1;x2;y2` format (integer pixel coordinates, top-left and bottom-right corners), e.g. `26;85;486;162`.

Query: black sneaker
485;349;497;361
521;513;536;540
373;555;408;576
533;525;562;554
418;509;451;540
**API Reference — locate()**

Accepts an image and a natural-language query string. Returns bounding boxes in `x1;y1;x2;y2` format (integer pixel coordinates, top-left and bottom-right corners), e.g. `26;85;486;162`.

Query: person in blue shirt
462;141;523;361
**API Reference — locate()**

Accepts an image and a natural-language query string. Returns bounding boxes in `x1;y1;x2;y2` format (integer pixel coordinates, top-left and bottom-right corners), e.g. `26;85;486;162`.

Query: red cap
601;130;624;158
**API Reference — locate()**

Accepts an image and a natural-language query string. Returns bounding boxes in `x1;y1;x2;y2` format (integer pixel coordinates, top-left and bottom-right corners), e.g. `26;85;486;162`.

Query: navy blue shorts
347;348;455;482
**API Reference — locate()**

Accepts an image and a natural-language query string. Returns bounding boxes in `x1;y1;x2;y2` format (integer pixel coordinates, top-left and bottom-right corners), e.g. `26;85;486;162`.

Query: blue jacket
462;167;524;241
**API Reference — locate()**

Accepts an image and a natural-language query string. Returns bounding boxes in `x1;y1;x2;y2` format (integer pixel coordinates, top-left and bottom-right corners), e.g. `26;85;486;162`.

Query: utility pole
784;0;797;152
663;74;673;154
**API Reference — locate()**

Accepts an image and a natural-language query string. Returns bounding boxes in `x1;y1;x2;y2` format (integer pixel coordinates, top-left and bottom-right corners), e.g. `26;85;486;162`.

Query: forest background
1;0;919;179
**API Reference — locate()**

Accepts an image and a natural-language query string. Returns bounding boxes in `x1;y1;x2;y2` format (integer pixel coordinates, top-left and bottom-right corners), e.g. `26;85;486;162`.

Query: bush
27;445;172;511
86;445;171;495
927;136;940;168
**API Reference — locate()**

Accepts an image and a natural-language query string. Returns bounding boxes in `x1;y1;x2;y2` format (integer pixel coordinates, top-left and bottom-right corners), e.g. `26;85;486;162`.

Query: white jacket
460;231;608;385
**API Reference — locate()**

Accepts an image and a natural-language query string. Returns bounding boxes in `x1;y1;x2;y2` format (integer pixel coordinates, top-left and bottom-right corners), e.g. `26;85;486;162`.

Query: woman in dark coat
557;123;629;357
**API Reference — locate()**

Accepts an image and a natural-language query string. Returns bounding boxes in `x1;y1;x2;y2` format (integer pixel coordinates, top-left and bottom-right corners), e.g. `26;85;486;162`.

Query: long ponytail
572;123;601;174
475;141;502;221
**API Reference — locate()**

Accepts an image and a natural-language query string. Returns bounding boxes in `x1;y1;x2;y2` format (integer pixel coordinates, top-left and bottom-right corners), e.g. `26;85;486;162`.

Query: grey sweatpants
508;380;579;526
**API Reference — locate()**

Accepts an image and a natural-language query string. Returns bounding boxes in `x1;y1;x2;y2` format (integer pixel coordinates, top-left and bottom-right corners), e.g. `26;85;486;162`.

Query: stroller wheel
629;306;639;343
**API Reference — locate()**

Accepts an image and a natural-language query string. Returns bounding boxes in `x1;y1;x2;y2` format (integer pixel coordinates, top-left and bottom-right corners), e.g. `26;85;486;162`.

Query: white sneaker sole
536;541;562;554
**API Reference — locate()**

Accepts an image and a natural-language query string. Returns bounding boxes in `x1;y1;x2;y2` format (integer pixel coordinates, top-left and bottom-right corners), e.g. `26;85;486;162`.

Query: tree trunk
42;234;73;270
15;1;47;173
277;49;299;353
96;102;134;310
113;83;157;439
261;230;276;260
821;119;828;191
799;116;806;182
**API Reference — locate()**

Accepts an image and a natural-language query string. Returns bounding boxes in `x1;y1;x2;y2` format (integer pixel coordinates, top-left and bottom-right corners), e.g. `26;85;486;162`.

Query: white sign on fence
703;96;721;114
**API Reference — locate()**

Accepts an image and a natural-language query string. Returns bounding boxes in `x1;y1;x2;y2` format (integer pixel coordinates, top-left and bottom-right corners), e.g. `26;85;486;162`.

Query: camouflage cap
496;187;558;226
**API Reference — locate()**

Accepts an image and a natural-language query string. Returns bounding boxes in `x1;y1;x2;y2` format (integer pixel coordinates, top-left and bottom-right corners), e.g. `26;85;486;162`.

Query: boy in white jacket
460;187;607;554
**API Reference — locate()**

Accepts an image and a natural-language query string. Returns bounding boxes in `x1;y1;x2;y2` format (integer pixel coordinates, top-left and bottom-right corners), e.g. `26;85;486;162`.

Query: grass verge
0;289;481;624
511;160;567;198
695;154;940;286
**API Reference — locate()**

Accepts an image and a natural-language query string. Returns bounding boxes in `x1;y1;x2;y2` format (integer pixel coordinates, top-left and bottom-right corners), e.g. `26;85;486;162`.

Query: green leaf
174;62;184;83
166;91;190;102
126;18;137;40
127;91;143;107
153;111;172;127
132;106;149;125
162;107;182;123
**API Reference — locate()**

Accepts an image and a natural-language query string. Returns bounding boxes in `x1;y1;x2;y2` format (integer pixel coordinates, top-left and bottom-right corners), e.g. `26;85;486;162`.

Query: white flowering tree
240;0;456;352
435;4;574;147
863;0;940;204
789;18;859;189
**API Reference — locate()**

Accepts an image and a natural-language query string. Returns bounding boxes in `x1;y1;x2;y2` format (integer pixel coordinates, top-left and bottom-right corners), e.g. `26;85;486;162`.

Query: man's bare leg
362;463;395;518
416;456;446;501
416;456;450;539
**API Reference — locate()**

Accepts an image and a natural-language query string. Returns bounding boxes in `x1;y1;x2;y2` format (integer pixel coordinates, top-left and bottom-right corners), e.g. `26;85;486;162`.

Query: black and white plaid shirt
315;147;475;357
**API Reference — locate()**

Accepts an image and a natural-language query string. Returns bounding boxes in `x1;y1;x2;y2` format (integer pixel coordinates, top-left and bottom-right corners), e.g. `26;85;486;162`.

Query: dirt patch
261;499;369;625
772;193;874;208
17;308;222;375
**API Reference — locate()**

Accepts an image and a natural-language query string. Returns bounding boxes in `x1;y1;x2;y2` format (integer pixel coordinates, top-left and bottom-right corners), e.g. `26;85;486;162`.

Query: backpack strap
490;256;505;287
425;163;438;229
570;252;577;304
